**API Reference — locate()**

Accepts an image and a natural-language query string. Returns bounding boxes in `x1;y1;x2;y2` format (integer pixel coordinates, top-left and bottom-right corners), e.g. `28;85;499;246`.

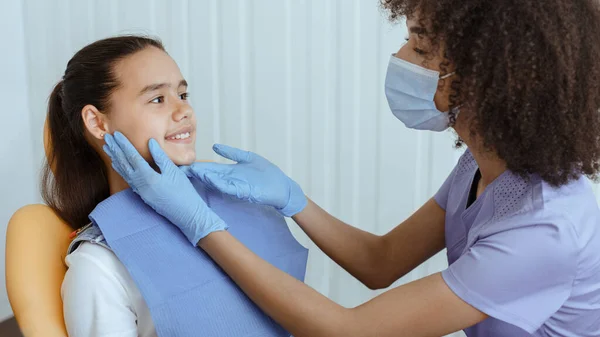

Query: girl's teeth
168;132;191;140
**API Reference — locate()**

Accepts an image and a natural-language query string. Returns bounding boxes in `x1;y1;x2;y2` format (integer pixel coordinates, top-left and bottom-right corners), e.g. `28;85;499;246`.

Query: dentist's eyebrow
409;26;427;34
139;79;188;96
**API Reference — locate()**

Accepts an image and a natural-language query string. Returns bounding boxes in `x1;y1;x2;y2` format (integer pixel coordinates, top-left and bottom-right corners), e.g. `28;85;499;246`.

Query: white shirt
61;242;157;337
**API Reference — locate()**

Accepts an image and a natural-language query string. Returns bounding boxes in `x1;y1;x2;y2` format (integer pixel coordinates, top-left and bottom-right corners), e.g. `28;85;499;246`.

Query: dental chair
5;118;72;337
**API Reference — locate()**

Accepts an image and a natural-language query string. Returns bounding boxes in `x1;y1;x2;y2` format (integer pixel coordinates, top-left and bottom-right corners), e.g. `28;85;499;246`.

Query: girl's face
102;46;197;165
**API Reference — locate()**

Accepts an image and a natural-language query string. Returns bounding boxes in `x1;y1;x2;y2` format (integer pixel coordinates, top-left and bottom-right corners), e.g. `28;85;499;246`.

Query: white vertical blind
0;0;38;322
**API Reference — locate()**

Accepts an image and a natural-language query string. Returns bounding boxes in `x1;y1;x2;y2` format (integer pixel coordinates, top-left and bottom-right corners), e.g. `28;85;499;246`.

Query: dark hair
382;0;600;186
42;35;165;229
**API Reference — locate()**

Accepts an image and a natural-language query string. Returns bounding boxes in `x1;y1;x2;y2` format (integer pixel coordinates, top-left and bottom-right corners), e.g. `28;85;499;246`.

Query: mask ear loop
438;72;461;119
440;71;455;80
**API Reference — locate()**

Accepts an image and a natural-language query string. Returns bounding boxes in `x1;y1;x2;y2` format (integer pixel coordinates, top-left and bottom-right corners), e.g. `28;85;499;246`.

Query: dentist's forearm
291;199;389;289
198;230;358;337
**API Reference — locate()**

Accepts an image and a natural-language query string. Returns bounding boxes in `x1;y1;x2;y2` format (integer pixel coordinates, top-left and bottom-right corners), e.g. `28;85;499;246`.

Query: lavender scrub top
435;149;600;336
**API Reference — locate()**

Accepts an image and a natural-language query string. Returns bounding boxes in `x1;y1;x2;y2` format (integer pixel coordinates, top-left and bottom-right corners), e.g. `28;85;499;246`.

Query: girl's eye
180;92;189;100
150;96;164;104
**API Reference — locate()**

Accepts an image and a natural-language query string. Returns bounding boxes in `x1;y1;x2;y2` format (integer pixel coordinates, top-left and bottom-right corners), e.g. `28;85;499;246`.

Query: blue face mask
385;54;456;132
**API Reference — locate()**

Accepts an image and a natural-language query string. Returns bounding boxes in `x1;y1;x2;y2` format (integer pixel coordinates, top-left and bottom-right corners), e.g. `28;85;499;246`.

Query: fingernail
104;133;112;145
102;145;112;156
114;131;125;142
108;135;118;150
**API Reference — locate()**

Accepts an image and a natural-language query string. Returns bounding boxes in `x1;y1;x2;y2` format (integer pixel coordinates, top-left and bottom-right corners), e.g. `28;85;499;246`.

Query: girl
50;35;195;337
12;35;194;337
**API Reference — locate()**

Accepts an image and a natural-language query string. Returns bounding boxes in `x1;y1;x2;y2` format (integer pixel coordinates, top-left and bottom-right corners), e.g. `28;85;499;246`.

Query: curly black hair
382;0;600;186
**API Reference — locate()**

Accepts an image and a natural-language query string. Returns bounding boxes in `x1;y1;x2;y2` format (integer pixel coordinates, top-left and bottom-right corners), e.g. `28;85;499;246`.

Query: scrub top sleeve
434;165;458;210
441;221;578;333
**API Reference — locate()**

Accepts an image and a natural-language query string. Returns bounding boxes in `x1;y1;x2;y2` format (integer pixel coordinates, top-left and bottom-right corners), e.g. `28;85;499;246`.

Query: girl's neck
107;168;130;195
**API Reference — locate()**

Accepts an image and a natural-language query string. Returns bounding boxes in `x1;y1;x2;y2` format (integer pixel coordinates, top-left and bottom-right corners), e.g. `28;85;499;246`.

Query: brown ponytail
41;36;165;229
42;80;110;229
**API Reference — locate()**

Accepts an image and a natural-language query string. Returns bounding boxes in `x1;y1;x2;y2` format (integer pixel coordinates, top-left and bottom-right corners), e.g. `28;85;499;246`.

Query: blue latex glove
180;144;307;217
103;132;228;245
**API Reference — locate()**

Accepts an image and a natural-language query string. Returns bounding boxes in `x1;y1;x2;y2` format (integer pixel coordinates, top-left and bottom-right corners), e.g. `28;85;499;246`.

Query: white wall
6;0;597;336
0;0;38;321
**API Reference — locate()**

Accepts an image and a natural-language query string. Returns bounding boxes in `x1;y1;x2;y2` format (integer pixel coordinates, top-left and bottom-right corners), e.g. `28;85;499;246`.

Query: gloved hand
180;144;307;217
103;132;228;245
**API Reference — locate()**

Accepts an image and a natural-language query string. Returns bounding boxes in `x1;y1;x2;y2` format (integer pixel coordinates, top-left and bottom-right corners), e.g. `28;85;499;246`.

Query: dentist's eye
150;96;164;104
414;47;426;55
180;92;189;100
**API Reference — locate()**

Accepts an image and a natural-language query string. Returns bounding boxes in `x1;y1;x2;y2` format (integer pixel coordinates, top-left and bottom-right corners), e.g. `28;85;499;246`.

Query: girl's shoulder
63;242;144;336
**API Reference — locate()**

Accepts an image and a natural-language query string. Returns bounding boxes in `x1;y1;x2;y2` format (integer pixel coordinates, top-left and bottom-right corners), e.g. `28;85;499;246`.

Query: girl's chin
168;152;197;166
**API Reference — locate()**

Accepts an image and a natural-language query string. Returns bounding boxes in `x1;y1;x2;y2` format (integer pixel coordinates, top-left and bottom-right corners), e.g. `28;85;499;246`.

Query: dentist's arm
104;134;485;337
292;197;445;289
199;229;485;337
182;144;446;290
